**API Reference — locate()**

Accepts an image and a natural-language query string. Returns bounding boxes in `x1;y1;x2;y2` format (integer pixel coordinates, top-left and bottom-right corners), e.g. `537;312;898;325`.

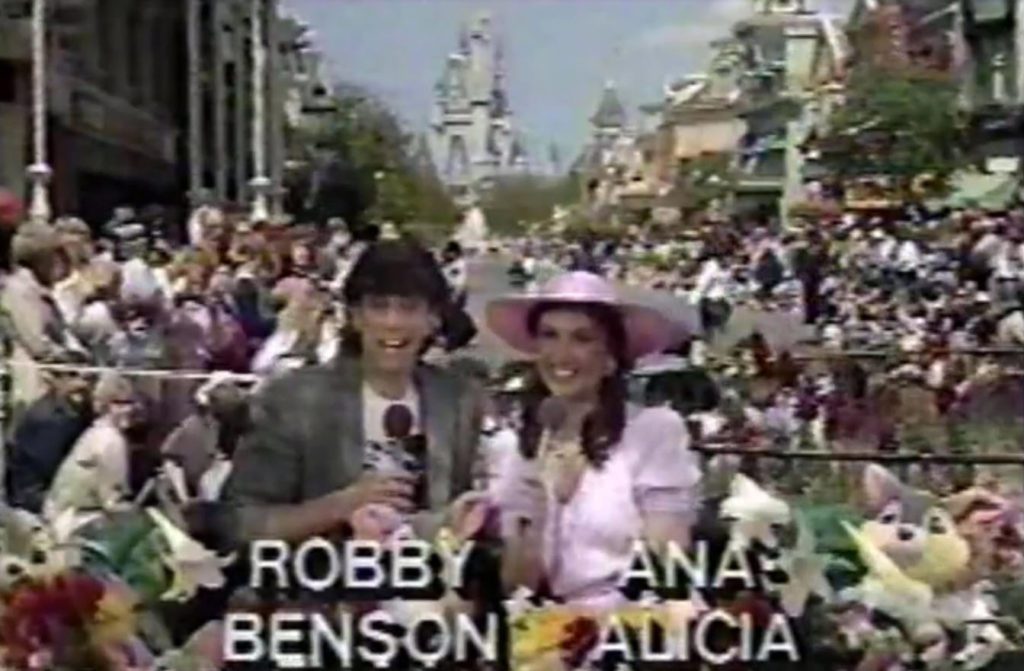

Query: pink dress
492;405;702;611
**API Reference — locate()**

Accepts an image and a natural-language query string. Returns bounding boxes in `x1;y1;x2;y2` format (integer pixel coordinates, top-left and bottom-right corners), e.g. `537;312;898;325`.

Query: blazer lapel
326;357;364;491
419;367;455;509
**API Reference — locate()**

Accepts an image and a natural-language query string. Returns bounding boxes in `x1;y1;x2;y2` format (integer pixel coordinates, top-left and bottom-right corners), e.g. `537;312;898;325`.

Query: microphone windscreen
383;403;414;440
537;397;568;432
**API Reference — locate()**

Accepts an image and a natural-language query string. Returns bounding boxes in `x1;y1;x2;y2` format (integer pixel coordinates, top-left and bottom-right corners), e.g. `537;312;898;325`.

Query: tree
817;65;967;199
289;83;457;235
671;153;737;214
478;174;577;236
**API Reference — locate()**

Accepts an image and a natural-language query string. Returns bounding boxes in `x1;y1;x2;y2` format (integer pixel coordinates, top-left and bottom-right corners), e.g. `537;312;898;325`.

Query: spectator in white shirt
45;372;141;516
691;251;731;336
873;229;898;268
896;236;921;275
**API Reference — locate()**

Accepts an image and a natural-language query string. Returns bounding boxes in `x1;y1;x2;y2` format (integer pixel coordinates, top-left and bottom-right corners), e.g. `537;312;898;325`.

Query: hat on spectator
10;222;62;266
55;217;91;237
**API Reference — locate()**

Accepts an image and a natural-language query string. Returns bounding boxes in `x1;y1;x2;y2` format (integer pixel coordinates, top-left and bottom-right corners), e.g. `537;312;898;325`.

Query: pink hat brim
485;295;686;362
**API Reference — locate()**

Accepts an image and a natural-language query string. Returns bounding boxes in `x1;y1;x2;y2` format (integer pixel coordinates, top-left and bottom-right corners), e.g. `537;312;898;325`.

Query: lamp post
26;0;51;223
186;0;205;209
249;0;271;222
267;0;285;217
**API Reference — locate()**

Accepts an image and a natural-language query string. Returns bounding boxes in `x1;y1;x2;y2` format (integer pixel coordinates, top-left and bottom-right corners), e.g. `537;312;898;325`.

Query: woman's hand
446;492;492;542
351;503;406;542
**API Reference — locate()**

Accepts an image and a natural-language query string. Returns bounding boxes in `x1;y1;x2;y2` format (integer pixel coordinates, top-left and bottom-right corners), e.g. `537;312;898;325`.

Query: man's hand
334;473;416;523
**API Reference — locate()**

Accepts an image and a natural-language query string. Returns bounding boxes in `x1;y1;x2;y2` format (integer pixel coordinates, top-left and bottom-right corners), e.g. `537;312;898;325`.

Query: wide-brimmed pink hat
486;271;688;361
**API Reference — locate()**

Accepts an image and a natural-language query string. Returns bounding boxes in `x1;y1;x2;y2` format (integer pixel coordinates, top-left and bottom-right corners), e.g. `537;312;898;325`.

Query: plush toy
859;464;970;590
850;465;1011;669
945;486;1024;582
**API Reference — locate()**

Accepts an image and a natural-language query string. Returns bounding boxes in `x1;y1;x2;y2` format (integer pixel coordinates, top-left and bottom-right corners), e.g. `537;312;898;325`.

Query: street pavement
459;254;813;368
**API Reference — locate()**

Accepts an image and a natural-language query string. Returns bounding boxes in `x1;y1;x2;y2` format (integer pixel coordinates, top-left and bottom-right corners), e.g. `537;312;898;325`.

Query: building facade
620;0;846;224
0;0;325;228
1;0;184;225
429;13;527;205
729;1;848;219
960;0;1024;171
840;0;1021;207
186;0;311;219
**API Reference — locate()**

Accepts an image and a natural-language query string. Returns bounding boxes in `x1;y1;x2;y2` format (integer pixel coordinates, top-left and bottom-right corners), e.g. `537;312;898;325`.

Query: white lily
197;457;233;502
147;508;235;602
720;474;791;549
504;585;538;619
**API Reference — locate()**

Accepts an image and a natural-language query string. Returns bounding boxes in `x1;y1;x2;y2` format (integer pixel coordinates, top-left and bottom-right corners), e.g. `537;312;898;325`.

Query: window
0;60;17;103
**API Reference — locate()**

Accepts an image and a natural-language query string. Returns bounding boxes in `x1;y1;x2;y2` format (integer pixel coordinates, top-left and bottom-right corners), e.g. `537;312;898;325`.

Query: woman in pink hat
486;271;702;612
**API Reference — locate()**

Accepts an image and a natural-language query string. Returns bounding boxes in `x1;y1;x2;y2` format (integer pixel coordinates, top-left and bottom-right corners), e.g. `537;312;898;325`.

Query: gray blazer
224;356;483;542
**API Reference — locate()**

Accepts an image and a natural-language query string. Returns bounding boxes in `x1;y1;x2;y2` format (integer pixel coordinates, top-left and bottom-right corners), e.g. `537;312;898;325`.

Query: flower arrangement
0;570;144;671
507;591;678;671
0;504;233;671
508;472;1024;671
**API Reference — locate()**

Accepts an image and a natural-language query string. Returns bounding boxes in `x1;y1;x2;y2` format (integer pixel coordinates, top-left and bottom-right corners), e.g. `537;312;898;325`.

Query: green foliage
672;153;736;212
818;65;967;196
479;174;577;236
82;511;168;605
793;502;862;558
291;83;458;233
792;503;865;591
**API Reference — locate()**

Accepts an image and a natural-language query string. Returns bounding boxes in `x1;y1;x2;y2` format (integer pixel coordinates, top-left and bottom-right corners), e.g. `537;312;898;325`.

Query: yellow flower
90;590;137;646
610;604;671;631
435;527;461;557
510;607;580;661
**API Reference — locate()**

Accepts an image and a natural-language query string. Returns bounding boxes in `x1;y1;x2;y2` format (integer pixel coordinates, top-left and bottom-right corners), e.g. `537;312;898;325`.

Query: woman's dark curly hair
517;301;631;468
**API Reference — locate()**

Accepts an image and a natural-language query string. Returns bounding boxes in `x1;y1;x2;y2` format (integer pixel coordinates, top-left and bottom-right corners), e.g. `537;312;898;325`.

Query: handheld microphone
383;404;414;441
511;397;568;529
382;404;428;510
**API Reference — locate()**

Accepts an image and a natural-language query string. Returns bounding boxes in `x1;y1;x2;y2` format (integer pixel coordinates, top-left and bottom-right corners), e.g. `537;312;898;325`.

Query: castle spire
591;80;626;129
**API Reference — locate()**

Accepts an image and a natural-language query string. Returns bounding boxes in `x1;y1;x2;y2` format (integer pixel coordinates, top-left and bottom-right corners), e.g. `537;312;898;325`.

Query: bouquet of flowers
0;504;233;671
507;589;678;671
0;570;146;671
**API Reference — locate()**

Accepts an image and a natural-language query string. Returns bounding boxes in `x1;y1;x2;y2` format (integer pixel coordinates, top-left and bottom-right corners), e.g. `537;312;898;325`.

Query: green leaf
81;511;170;605
792;502;864;558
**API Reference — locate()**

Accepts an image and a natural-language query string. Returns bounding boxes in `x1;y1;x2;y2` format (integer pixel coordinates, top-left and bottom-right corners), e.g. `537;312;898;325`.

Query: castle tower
430;13;519;204
590;80;628;156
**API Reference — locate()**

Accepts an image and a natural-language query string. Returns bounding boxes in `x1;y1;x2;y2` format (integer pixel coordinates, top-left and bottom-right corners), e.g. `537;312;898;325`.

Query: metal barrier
694;445;1024;464
1;342;1023;501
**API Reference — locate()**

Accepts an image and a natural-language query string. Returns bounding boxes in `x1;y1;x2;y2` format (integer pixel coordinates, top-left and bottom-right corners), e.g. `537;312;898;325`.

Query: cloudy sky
284;0;853;160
